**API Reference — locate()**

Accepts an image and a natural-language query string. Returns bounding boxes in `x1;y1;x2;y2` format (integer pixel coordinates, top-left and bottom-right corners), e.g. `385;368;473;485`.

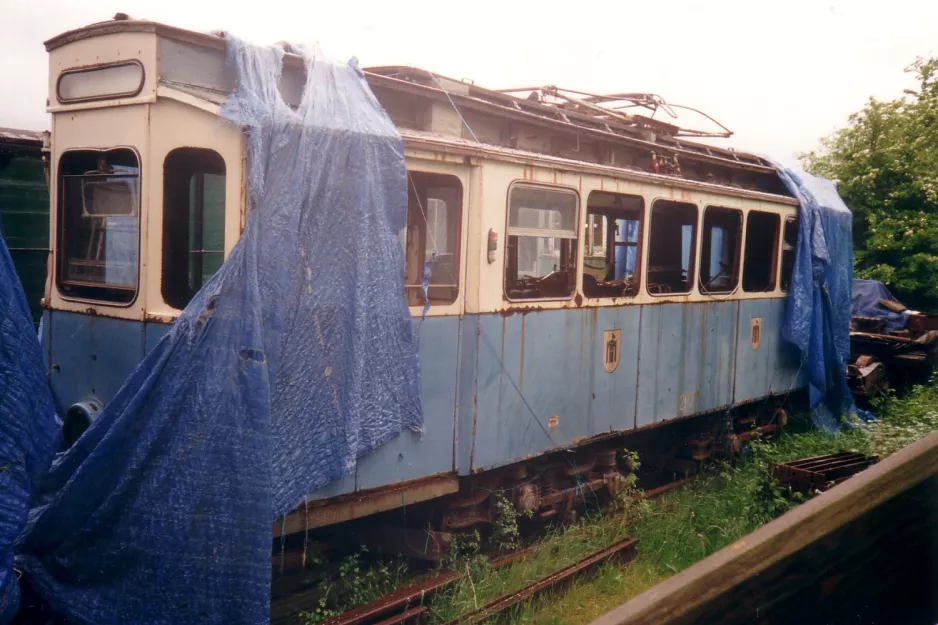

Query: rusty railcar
41;16;805;557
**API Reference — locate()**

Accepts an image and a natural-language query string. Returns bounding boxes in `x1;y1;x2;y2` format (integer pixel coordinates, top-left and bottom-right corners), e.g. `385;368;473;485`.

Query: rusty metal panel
456;315;481;475
733;298;803;402
47;310;147;417
590;305;641;433
470;310;592;472
332;316;460;493
636;301;738;428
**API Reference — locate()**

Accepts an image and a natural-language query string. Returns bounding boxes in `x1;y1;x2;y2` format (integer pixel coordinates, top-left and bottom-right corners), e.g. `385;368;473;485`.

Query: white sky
3;0;937;165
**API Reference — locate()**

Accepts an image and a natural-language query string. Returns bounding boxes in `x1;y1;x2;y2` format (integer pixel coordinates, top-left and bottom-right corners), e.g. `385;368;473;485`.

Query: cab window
162;148;226;310
57;148;140;303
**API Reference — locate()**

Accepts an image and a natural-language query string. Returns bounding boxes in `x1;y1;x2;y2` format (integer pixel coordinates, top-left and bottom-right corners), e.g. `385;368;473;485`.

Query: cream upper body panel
43;21;798;324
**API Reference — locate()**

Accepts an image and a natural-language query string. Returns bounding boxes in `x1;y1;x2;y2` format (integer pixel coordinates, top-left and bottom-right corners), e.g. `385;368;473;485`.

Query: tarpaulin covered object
0;235;58;623
777;168;871;428
4;37;422;624
851;278;909;333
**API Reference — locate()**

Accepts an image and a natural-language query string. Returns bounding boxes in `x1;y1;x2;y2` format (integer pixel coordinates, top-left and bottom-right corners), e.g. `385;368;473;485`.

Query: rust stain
469;325;481;471
144;312;175;324
548;415;559;429
498;305;543;317
518;315;525;393
574;292;583;307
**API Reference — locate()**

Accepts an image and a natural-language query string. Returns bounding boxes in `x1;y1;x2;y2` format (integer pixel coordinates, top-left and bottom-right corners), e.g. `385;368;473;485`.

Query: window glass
57;149;140;303
699;206;742;294
647;200;698;295
742;211;781;292
780;216;798;292
505;185;578;300
583;191;643;298
162;148;226;310
403;171;462;306
57;62;144;103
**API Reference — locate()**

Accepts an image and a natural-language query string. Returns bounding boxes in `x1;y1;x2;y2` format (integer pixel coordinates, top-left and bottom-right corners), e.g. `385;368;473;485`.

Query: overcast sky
3;0;937;165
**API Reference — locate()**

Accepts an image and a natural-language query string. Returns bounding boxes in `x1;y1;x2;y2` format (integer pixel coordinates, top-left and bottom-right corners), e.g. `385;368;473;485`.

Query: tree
801;57;938;312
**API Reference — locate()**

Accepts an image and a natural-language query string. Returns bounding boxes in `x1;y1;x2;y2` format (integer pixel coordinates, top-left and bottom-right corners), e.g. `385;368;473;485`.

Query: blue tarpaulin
0;234;58;623
777;168;871;429
852;278;909;333
2;37;422;624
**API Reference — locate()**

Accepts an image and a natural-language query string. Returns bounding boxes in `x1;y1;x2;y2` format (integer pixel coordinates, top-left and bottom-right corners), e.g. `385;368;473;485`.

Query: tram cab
43;21;247;439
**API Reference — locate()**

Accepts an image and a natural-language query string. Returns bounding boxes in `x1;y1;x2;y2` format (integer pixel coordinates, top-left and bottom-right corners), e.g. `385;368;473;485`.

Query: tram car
40;16;806;560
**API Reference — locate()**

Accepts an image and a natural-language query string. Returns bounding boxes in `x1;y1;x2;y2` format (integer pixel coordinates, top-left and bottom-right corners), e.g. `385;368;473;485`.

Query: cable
430;75;480;144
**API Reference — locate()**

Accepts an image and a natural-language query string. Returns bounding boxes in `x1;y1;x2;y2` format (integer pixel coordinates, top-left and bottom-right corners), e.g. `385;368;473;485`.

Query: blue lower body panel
734;298;803;402
44;298;805;502
636;301;739;428
43;310;170;417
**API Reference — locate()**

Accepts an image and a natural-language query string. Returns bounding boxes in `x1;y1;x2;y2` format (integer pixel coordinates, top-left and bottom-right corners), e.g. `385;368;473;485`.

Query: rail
272;472;696;624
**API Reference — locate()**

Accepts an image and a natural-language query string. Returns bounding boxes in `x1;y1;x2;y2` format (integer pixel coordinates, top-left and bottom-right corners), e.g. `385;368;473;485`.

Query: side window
162;148;226;310
647;200;697;295
403;171;462;306
57;148;140;303
699;206;742;294
780;216;798;292
505;184;578;300
742;211;780;292
583;191;643;298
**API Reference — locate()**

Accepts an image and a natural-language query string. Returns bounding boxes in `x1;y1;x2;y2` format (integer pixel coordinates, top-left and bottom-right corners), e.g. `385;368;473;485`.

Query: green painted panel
0;153;50;325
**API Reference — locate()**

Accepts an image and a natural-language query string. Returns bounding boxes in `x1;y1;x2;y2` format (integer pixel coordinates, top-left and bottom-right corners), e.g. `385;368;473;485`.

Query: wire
476;328;604;516
430;75;480;144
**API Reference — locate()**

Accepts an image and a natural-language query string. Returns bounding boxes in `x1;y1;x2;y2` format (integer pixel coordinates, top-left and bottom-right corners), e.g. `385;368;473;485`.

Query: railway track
277;538;639;625
272;474;694;624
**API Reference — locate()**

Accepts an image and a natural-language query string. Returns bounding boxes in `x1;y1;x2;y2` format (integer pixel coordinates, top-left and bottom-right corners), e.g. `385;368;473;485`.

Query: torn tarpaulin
777;168;872;428
11;38;422;624
0;234;58;623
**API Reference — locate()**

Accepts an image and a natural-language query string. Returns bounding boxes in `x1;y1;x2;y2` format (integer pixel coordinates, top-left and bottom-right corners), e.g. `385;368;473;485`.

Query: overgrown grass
298;379;938;624
440;379;938;624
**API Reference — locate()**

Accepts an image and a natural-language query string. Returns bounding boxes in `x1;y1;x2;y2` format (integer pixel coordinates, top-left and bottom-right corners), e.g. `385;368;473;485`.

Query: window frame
582;191;645;300
698;205;743;296
503;182;580;303
741;210;781;294
56;60;146;105
403;169;464;308
161;147;228;311
779;215;798;293
55;146;143;306
646;198;700;297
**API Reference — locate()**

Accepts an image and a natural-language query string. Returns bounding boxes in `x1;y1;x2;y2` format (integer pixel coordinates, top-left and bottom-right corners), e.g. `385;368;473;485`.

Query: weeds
297;547;410;624
298;379;938;625
491;492;521;553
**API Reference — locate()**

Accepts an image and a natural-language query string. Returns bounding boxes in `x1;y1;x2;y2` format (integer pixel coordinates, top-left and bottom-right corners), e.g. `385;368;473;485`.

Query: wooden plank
273;475;459;537
590;430;938;625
